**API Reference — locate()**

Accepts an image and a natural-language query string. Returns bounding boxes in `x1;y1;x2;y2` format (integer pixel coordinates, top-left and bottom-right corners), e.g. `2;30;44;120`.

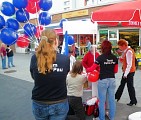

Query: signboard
62;9;88;18
63;21;98;34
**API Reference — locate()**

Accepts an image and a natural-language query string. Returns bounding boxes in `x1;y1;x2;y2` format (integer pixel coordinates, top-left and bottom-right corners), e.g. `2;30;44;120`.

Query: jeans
8;56;14;67
32;100;69;120
98;78;116;120
1;56;6;69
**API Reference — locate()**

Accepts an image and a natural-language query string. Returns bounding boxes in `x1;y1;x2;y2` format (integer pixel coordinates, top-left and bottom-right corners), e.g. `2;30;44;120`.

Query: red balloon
35;25;44;38
26;1;40;14
37;25;43;31
30;0;39;2
87;70;99;82
16;35;29;48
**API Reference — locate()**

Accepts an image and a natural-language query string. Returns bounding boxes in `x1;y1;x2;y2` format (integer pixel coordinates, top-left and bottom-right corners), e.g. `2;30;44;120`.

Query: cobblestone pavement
0;53;141;120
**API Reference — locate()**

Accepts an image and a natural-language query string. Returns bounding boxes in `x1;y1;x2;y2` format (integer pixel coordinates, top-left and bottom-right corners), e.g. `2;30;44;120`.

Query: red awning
54;28;63;35
91;0;141;27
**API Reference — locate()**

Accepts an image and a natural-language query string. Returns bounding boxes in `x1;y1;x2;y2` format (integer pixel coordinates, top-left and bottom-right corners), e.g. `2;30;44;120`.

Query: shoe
115;98;120;102
127;102;137;106
12;65;15;67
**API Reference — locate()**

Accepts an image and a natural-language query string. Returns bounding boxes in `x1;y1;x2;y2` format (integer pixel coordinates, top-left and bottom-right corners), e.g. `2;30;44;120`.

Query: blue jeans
32;100;69;120
1;56;6;69
98;78;116;120
8;56;14;67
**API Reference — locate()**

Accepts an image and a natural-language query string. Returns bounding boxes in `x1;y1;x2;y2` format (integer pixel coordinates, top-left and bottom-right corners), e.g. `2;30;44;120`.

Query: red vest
122;48;136;73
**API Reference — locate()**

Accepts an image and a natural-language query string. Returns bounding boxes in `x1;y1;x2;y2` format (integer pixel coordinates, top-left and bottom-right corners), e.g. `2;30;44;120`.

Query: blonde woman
30;29;70;120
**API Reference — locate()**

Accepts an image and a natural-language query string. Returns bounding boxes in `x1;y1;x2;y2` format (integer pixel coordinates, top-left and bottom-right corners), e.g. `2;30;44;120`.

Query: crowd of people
29;29;137;120
0;28;137;120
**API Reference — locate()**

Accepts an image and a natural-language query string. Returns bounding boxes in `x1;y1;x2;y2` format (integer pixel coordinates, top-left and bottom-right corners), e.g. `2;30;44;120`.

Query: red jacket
82;51;100;69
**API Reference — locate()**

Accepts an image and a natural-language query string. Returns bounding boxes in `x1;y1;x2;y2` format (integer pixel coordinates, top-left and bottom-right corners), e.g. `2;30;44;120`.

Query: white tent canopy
63;20;98;35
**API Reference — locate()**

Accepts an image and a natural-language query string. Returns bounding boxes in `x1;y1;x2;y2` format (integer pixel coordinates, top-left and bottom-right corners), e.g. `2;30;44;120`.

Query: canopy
91;0;141;27
54;28;63;35
63;21;98;34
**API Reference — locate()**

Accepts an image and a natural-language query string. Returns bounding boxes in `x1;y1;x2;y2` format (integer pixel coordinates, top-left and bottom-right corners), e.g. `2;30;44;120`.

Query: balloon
59;18;68;28
0;15;5;29
68;35;74;45
87;70;99;82
39;12;51;26
1;28;18;45
1;2;15;16
30;0;39;2
39;0;52;11
35;25;44;38
24;23;37;37
13;0;28;9
6;18;19;31
16;9;30;23
26;1;40;14
16;35;29;48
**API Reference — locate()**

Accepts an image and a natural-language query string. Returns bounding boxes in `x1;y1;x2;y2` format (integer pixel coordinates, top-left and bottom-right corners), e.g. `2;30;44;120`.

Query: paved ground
0;53;141;120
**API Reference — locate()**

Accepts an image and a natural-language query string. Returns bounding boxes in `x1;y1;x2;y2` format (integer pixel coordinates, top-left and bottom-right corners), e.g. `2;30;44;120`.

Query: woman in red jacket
82;45;100;70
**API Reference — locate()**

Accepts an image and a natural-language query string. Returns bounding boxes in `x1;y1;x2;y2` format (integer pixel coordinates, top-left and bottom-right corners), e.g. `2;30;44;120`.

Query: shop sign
122;9;141;27
62;9;88;18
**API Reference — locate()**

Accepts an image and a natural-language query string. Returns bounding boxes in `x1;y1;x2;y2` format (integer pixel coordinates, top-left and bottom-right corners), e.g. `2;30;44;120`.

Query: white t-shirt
66;73;87;97
70;55;76;71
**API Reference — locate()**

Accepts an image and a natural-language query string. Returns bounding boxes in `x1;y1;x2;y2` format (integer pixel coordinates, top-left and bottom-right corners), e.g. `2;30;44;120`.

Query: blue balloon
1;2;15;16
24;23;37;37
39;12;51;26
1;28;18;45
16;9;30;23
7;18;19;31
59;18;68;28
13;0;28;9
68;35;74;45
0;15;5;29
39;0;52;11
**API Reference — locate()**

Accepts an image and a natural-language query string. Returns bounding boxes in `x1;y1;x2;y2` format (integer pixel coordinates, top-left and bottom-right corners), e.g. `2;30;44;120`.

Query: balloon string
35;2;42;42
22;8;37;41
18;22;34;42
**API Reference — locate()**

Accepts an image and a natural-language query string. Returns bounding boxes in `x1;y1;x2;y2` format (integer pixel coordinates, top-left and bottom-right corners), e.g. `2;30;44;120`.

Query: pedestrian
87;40;118;120
66;60;87;120
82;45;100;71
115;39;137;106
69;46;76;71
86;37;91;51
0;43;7;69
30;29;70;120
6;45;15;68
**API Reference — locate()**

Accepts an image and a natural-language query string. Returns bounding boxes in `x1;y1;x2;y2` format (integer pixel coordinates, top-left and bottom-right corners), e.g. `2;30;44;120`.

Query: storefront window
99;30;108;42
109;30;117;47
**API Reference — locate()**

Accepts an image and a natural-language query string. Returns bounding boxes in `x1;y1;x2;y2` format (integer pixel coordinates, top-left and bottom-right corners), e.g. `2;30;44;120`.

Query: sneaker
12;65;15;67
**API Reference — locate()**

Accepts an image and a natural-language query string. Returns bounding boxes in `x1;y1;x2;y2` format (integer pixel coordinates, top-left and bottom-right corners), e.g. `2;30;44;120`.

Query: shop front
91;0;141;58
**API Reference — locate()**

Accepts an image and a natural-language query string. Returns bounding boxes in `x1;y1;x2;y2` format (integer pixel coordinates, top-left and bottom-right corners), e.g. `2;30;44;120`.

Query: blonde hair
36;29;57;74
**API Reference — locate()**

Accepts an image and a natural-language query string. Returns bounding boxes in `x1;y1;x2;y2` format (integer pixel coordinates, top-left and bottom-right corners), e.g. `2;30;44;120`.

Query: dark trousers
115;72;137;104
66;96;86;120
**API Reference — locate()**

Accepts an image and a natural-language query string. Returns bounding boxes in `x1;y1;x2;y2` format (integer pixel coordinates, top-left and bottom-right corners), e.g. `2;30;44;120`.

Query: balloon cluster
0;0;52;47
